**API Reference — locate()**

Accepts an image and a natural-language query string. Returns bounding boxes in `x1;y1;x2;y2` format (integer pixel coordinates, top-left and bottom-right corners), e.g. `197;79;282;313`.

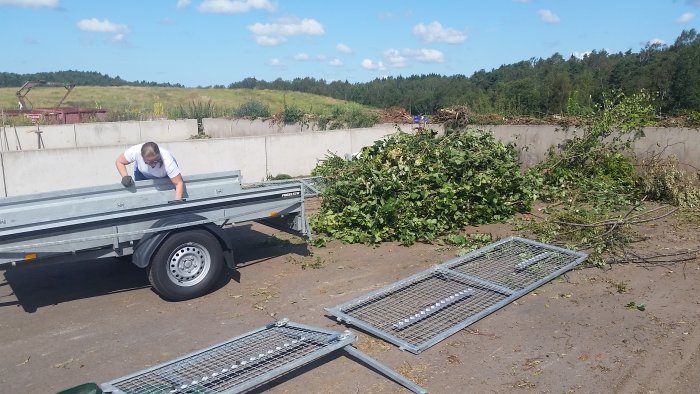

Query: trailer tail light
24;253;37;261
269;211;280;217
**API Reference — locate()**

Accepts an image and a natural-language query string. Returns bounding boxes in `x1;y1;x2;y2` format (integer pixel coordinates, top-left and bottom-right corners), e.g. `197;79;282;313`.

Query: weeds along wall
0;121;696;197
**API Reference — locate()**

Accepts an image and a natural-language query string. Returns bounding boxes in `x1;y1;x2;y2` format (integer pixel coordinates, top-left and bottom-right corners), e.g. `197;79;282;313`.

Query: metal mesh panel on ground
326;237;587;353
340;270;509;349
101;321;353;394
442;237;584;291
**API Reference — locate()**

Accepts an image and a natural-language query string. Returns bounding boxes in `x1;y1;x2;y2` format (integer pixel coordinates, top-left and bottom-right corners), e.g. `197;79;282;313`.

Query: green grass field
0;85;364;115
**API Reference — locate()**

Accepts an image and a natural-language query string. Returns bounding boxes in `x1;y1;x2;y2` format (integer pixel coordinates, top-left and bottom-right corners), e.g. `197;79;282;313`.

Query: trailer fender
131;214;235;270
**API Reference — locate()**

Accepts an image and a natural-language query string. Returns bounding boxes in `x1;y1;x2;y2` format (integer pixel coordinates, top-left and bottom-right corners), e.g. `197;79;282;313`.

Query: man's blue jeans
134;167;147;181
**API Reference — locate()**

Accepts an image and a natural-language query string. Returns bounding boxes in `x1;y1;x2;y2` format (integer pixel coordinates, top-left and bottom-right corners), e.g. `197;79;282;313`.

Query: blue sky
1;0;699;87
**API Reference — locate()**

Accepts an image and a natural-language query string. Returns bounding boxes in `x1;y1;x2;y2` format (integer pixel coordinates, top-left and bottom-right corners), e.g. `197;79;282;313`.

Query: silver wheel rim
166;242;211;287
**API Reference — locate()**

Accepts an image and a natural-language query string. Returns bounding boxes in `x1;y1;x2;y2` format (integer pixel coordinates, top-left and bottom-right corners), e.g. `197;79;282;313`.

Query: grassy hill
0;85;368;117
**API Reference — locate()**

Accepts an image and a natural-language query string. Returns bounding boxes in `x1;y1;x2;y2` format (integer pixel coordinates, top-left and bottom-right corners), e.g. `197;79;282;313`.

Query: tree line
229;29;700;117
0;70;183;89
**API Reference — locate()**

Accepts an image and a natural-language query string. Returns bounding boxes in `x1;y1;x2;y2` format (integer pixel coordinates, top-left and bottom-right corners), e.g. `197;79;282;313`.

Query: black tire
149;229;224;301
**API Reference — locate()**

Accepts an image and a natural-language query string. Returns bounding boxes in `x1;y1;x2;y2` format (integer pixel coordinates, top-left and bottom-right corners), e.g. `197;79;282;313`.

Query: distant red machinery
3;80;106;124
16;80;75;110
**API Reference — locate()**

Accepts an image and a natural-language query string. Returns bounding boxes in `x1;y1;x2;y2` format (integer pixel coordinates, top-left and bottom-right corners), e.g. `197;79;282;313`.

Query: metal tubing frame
326;236;588;353
343;346;427;394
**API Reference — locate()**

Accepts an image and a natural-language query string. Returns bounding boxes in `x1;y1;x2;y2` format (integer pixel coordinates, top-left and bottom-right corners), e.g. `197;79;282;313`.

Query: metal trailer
0;171;308;301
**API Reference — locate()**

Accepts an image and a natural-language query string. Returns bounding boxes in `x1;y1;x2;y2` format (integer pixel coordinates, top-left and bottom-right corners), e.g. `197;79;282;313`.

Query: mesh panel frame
326;237;587;353
101;322;354;394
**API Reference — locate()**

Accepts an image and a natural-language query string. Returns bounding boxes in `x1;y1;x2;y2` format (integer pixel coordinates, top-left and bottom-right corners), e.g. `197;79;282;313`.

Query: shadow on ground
0;223;310;313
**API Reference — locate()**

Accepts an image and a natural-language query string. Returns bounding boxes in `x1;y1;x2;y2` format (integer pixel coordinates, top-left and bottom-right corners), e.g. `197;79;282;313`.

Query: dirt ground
0;201;698;394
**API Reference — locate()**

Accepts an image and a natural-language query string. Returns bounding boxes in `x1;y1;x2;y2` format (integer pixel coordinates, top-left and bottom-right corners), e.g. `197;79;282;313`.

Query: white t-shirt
124;144;181;179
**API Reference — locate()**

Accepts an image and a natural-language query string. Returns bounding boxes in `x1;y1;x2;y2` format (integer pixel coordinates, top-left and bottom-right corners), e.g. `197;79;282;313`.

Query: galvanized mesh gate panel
101;320;426;394
326;237;588;353
101;321;348;394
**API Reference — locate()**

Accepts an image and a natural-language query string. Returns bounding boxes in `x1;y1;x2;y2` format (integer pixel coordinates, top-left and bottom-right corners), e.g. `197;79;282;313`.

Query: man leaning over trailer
115;141;186;202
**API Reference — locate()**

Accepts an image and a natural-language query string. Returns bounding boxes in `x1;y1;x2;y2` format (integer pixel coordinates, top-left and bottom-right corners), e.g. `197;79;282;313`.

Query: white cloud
572;51;591;59
383;48;445;67
316;54;326;60
361;59;386;71
293;52;309;61
248;18;324;46
270;58;283;66
648;38;665;45
537;9;560;24
0;0;58;7
413;21;466;44
677;12;695;23
176;0;191;9
77;18;130;42
77;18;129;33
198;0;277;13
329;58;343;66
256;35;284;45
385;49;408;67
336;43;352;53
249;18;324;36
415;48;444;62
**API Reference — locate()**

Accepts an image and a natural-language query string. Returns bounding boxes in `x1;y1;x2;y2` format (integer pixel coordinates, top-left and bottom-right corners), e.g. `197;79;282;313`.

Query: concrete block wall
482;125;700;170
1;145;126;196
0;123;697;197
1;123;77;150
265;130;352;177
633;127;700;170
167;137;268;183
203;118;315;138
202;118;430;139
143;119;197;141
74;121;142;147
482;125;565;167
0;119;197;152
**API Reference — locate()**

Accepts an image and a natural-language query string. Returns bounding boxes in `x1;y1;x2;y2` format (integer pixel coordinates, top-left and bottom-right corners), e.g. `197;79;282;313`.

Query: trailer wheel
149;230;224;301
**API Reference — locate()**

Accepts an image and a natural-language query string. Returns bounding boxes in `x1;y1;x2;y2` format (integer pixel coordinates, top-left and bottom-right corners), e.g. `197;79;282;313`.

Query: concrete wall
167;137;268;183
481;125;566;167
203;118;315;138
0;137;271;196
1;145;126;196
202;118;430;139
633;127;700;170
1;123;78;150
74;121;142;147
0;119;197;152
481;125;700;170
0;124;697;197
265;130;352;177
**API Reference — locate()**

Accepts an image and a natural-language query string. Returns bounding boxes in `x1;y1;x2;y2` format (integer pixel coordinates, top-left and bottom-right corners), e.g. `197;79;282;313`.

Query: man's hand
121;175;134;187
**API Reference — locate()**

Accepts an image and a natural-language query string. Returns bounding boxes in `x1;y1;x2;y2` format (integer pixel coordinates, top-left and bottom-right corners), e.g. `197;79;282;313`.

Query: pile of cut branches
311;130;534;245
